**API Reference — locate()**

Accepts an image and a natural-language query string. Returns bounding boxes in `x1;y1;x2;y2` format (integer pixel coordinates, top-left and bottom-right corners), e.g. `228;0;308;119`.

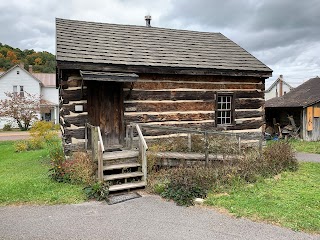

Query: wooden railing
135;124;148;182
126;123;148;181
125;124;262;166
85;123;104;181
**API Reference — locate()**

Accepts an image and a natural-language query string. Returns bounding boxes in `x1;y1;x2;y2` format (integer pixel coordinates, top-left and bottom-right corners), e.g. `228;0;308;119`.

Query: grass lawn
0;141;86;206
206;163;320;233
288;139;320;154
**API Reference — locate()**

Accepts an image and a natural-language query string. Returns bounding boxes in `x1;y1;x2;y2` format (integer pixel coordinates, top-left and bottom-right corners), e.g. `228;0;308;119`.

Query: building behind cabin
0;65;58;128
266;77;320;141
265;75;293;100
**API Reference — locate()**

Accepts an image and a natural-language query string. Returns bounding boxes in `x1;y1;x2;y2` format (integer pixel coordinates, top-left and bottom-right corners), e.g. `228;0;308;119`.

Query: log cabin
56;18;272;154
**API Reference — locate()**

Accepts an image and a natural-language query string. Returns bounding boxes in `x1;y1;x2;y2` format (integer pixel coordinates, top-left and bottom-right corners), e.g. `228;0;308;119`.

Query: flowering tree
0;92;41;130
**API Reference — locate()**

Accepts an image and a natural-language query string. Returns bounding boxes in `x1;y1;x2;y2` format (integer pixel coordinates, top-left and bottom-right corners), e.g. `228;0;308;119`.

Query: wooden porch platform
154;151;240;162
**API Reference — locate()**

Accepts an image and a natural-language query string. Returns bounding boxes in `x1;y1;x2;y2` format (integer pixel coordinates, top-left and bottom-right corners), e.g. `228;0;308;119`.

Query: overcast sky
0;0;319;87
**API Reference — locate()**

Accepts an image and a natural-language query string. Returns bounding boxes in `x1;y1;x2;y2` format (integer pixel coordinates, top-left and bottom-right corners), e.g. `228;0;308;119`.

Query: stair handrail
97;126;105;152
135;124;148;182
85;123;104;181
135;124;148;151
85;123;105;152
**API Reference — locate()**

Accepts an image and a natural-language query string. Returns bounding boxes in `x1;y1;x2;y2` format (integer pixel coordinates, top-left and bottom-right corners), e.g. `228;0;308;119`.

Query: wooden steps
100;149;146;193
109;181;146;192
104;172;143;181
103;162;141;171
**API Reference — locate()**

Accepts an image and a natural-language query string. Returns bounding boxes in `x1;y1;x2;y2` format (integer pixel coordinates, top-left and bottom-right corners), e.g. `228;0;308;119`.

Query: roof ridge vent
145;15;151;27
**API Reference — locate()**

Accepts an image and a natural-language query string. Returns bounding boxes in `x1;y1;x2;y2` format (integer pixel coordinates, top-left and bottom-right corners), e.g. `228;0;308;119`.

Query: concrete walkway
296;152;320;163
0;195;318;240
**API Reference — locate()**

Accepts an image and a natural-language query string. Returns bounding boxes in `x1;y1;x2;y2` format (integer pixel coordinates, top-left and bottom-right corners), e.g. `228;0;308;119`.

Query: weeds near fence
147;141;298;206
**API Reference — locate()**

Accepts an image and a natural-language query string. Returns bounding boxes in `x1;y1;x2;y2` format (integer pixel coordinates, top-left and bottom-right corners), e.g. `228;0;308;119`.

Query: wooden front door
87;81;124;149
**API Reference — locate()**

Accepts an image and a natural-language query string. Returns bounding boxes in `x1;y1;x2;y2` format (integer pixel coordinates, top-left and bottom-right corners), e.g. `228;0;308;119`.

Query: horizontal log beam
124;101;215;112
235;99;264;109
61;88;87;102
235;110;264;119
62;102;88;115
125;112;215;123
64;115;88;127
64;127;85;139
138;74;264;83
124;82;264;91
124;90;264;101
234;91;264;99
125;90;215;101
227;119;264;130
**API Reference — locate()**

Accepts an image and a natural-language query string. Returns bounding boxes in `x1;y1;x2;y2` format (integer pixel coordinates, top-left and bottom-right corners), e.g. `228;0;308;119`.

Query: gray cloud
0;0;318;86
161;0;320;86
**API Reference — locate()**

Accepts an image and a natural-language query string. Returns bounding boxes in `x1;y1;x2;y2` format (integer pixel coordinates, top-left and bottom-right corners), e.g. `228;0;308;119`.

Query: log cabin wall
59;71;88;154
123;73;265;143
59;71;265;154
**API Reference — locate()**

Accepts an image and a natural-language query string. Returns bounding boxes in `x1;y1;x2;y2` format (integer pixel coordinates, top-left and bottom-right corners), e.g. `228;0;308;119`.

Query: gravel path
0;195;318;240
0;131;30;141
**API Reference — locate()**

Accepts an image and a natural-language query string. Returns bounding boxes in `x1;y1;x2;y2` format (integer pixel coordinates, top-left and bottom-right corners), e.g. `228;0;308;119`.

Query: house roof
56;18;272;76
0;66;56;87
265;76;293;93
266;77;320;108
0;65;44;87
33;73;56;87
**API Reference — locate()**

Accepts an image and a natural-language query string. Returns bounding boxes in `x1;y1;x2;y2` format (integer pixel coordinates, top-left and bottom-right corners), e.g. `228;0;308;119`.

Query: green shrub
14;140;29;152
154;181;169;194
30;121;58;143
83;181;109;201
27;138;45;150
159;166;224;206
48;140;67;182
2;123;12;131
14;138;45;152
13;121;59;153
49;145;95;185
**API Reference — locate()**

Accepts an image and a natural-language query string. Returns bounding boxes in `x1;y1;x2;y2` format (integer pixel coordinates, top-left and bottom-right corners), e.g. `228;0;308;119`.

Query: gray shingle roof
266;77;320;108
56;18;272;73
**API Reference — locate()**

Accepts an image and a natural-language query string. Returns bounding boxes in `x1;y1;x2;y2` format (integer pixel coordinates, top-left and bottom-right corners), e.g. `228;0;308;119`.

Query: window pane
217;95;233;125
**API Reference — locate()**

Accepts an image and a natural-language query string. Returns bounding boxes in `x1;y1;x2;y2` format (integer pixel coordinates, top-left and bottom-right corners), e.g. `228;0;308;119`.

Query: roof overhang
80;70;139;82
58;61;272;78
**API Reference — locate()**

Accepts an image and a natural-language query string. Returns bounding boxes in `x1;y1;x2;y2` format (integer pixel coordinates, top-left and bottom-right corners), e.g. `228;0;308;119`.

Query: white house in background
0;65;59;129
265;75;294;100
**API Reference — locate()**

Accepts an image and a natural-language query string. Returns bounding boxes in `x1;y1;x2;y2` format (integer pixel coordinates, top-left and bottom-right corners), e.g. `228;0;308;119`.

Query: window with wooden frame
216;94;234;125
